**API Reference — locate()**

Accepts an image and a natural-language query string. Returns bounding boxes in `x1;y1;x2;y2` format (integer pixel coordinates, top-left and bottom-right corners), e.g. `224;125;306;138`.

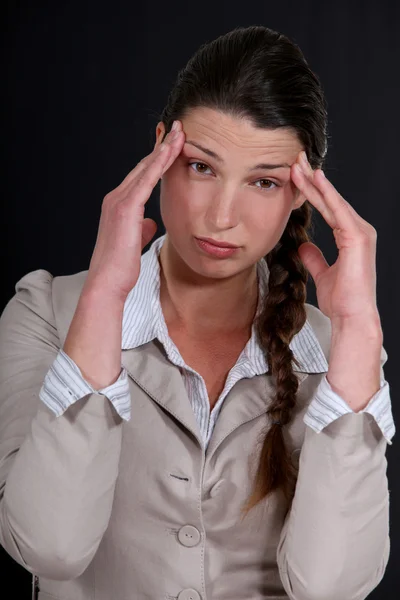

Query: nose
206;186;240;230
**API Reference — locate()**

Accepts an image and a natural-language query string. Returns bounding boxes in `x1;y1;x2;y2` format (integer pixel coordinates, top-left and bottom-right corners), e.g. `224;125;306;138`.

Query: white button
177;525;201;547
177;589;201;600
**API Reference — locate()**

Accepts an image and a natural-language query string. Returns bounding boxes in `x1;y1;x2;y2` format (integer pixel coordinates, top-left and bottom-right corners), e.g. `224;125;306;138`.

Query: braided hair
241;199;314;514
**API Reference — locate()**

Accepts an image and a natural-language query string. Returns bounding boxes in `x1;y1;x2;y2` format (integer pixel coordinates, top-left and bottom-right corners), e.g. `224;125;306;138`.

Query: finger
292;163;336;227
119;120;185;194
118;128;179;194
294;152;366;232
161;129;185;174
295;165;377;251
113;146;168;199
122;135;184;208
293;165;364;235
310;168;368;228
135;130;185;192
123;147;172;206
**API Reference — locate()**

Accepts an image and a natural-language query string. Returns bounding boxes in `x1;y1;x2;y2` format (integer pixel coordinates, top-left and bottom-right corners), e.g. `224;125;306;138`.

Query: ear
154;121;166;151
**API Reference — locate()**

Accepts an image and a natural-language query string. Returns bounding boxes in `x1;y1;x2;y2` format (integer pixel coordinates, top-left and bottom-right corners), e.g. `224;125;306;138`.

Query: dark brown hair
157;25;328;515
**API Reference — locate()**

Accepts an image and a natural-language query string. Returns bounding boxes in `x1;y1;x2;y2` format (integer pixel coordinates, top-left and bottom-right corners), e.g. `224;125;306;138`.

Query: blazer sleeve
276;356;392;599
0;269;124;581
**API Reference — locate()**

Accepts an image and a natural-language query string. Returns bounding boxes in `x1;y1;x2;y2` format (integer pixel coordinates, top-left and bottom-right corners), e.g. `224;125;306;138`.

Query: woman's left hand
291;151;380;325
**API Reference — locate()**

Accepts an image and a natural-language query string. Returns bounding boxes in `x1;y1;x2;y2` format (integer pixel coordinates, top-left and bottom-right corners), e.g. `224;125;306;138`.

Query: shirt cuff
303;373;395;445
39;348;131;421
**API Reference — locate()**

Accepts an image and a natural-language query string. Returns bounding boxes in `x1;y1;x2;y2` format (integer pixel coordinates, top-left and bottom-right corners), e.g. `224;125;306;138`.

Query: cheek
160;168;204;217
250;189;294;247
159;176;198;232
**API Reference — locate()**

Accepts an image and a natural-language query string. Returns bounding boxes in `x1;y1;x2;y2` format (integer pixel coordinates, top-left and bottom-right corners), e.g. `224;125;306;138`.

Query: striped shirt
39;233;395;446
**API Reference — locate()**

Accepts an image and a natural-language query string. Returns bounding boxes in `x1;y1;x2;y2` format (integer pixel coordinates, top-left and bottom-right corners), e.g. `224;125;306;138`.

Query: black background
1;0;399;597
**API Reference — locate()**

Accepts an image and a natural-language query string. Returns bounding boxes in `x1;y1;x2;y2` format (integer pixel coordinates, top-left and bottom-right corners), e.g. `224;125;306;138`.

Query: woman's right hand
84;120;185;301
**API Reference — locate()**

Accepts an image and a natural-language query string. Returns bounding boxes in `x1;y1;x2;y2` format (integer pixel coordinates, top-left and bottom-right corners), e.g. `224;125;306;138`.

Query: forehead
180;107;302;159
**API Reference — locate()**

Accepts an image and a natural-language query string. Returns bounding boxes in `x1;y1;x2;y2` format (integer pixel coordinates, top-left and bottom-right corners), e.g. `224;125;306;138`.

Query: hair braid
241;200;315;515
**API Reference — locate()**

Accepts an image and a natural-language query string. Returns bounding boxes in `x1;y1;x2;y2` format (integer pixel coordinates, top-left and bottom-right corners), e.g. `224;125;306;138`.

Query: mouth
195;236;240;249
194;237;240;259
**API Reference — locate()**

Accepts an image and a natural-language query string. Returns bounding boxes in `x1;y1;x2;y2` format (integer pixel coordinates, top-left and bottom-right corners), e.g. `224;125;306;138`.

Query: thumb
297;242;329;285
141;218;158;250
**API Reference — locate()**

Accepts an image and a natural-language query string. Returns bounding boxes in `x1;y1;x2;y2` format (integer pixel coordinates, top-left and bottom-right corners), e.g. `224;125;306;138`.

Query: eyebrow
184;140;291;171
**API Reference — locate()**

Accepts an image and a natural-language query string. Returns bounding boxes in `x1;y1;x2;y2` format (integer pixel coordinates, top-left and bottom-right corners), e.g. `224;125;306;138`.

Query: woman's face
156;107;307;280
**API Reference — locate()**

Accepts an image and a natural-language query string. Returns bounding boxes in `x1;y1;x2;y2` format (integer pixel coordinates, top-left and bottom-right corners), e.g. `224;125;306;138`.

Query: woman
0;25;395;600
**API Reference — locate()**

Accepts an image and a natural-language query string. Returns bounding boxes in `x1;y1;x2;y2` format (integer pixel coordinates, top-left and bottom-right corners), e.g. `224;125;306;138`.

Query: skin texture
153;107;307;340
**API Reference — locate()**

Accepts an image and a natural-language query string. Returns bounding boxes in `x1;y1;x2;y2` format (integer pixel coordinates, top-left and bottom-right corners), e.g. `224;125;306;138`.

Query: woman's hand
85;121;185;301
291;151;381;327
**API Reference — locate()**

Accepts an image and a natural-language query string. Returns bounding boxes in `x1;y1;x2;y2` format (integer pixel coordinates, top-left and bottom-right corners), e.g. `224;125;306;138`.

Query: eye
253;179;278;192
188;161;212;175
187;161;279;193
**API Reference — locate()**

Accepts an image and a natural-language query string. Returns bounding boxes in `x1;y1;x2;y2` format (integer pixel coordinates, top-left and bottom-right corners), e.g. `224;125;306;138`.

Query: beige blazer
0;269;391;600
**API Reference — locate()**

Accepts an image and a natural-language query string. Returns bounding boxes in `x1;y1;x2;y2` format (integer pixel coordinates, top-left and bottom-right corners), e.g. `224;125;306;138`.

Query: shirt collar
121;234;328;374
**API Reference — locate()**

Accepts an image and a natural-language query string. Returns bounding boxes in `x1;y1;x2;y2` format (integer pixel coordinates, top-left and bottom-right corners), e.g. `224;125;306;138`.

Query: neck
158;236;259;339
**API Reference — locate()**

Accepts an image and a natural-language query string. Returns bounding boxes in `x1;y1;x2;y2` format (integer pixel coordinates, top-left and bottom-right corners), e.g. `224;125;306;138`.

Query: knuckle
359;224;377;244
101;192;114;211
364;223;377;239
138;155;149;168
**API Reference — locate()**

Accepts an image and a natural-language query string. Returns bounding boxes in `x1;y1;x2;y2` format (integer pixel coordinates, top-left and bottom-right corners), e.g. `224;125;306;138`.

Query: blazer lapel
205;370;309;460
121;340;204;447
121;340;309;458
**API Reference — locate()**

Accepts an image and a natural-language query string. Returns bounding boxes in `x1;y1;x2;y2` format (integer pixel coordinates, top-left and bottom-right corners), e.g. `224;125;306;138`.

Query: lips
196;237;239;248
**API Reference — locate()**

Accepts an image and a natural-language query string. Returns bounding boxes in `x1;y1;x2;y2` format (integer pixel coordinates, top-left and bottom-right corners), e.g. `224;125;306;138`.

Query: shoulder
1;269;61;350
3;268;57;326
8;268;90;347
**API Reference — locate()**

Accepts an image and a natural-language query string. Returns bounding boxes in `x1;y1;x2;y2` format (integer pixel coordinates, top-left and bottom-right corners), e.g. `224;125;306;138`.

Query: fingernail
293;163;304;175
171;129;180;141
320;169;325;177
171;120;178;131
